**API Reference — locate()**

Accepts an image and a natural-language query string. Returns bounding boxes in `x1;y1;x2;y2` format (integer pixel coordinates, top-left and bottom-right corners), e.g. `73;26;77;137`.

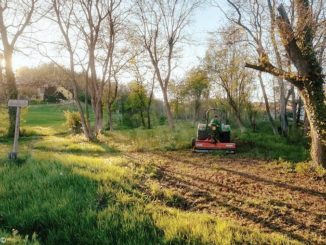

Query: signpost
8;99;28;160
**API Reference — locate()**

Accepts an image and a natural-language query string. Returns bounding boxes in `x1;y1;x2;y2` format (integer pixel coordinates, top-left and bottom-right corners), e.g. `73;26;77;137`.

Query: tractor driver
210;115;221;144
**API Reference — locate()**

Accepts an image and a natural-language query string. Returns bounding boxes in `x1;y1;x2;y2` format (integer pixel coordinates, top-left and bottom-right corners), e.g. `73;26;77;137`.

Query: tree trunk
85;77;90;126
303;110;309;136
162;88;174;129
291;85;297;128
4;49;18;136
193;99;200;123
147;108;151;129
296;96;302;126
226;94;246;133
107;102;113;131
300;85;326;167
146;81;154;129
278;78;288;136
258;73;278;134
268;0;288;136
140;109;146;128
94;100;103;134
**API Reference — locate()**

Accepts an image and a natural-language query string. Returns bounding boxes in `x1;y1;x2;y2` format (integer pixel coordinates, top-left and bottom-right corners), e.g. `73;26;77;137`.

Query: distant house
16;79;73;102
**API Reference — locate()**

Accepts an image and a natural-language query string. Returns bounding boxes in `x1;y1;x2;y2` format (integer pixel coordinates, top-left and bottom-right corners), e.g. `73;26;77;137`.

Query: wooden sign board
8;99;28;107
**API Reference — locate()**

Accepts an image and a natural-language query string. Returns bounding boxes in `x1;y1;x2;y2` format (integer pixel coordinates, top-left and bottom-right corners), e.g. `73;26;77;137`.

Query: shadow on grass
153;152;325;244
0;156;162;244
219;167;326;199
32;142;120;155
160;169;312;244
156;152;325;199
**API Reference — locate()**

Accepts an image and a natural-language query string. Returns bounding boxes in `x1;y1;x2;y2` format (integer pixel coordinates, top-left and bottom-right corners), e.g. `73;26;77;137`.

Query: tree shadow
153;152;326;243
218;167;326;199
160;169;317;244
0;157;163;244
156;152;326;199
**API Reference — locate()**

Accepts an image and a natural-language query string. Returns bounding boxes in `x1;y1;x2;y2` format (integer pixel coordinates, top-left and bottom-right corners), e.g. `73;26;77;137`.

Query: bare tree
51;0;94;140
258;72;278;134
0;0;38;135
76;0;112;134
218;0;289;135
205;38;253;133
133;0;200;129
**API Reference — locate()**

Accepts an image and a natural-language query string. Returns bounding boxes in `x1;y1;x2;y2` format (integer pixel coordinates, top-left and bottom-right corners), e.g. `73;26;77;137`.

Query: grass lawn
0;103;314;244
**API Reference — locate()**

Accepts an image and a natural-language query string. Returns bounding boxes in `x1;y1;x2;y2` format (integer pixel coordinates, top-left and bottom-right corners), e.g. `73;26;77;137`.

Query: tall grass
0;104;308;244
106;123;196;152
234;123;309;162
0;136;300;244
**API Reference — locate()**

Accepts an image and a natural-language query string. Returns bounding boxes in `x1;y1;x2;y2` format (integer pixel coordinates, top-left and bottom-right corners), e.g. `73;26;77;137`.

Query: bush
64;111;82;133
159;116;166;125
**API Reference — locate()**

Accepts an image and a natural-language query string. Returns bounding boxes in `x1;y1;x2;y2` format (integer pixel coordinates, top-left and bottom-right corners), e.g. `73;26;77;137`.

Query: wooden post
8;99;28;160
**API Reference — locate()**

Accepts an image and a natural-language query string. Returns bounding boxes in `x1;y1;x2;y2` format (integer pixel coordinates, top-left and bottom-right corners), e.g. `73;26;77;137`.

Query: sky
11;2;228;80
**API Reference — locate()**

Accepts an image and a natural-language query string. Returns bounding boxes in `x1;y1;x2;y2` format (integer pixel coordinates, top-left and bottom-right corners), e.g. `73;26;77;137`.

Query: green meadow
0;104;306;244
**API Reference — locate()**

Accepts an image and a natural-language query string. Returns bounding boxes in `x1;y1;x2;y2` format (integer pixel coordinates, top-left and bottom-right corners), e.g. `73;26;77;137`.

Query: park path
127;151;326;244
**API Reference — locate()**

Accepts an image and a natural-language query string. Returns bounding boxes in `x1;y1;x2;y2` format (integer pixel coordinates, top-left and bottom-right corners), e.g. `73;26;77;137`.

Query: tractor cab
192;108;236;153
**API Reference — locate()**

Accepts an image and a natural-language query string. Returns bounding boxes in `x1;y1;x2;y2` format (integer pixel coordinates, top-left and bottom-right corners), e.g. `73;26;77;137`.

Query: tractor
192;108;236;153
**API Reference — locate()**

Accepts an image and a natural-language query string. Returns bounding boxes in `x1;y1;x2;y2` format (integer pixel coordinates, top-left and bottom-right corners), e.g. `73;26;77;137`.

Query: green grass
106;123;196;152
233;123;309;163
0;149;299;244
24;103;76;127
0;104;309;244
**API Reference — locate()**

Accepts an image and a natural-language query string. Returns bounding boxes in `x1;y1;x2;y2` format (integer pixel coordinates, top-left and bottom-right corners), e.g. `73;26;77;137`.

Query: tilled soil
128;151;326;244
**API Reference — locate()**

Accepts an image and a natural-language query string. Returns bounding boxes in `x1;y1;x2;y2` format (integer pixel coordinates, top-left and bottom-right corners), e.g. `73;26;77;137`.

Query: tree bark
140;109;146;128
268;0;288;136
107;103;113;131
226;92;246;133
146;77;155;129
291;85;297;128
160;86;174;129
258;73;278;134
300;84;326;167
193;99;200;123
245;2;326;166
296;96;302;126
4;48;18;136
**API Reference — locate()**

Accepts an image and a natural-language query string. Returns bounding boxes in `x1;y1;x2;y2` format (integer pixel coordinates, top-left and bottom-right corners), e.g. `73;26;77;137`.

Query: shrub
64;111;82;133
159;116;167;125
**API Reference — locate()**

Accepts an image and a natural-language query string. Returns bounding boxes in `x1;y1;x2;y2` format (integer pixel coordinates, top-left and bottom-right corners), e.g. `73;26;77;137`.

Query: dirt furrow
129;151;326;244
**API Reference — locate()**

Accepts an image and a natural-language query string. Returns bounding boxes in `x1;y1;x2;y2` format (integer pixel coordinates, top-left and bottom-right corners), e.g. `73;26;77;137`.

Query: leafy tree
126;81;149;128
183;68;210;122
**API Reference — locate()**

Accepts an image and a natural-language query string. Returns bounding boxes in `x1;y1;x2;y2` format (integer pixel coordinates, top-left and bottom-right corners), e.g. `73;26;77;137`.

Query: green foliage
64;111;82;134
234;123;309;162
183;68;210;99
126;81;148;111
159;115;167;125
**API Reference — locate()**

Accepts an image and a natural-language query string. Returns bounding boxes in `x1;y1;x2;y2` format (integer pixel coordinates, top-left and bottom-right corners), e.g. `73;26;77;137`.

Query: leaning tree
242;0;326;166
